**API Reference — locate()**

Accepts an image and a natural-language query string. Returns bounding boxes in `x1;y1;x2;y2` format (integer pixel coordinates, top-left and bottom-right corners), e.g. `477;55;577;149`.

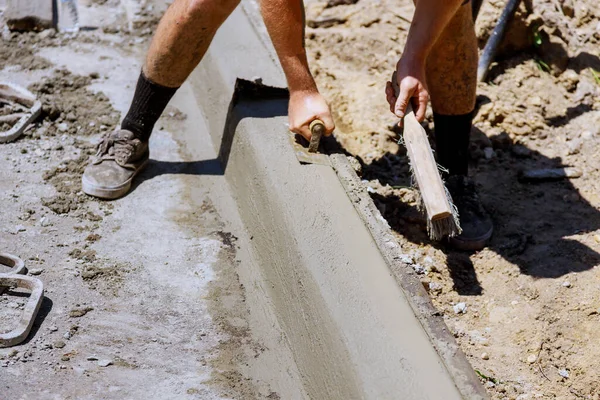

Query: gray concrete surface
1;2;303;398
187;3;485;398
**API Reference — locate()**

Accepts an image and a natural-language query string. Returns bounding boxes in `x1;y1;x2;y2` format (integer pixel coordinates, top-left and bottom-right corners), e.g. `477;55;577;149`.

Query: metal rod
477;0;522;82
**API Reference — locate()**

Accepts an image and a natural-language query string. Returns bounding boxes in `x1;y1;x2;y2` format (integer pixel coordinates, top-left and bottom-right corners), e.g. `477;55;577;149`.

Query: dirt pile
29;69;120;137
306;0;600;398
0;31;53;71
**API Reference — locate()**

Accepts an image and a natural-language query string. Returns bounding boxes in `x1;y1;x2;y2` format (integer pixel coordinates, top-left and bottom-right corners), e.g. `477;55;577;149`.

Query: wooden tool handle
308;119;325;153
391;72;452;220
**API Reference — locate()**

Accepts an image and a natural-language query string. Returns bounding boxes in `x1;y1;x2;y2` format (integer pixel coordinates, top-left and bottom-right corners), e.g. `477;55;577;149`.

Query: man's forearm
402;0;465;65
260;0;317;93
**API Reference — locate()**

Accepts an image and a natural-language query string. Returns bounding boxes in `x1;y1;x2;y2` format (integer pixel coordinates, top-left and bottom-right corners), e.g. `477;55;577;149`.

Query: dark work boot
446;175;493;251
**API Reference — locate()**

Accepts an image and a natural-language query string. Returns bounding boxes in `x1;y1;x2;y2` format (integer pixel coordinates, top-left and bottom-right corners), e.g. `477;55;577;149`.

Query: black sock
433;110;474;177
121;72;179;142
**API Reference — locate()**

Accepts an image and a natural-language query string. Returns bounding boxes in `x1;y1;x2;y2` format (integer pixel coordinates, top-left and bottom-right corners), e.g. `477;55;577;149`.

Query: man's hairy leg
144;0;241;87
81;0;240;200
425;2;477;177
426;2;477;116
121;0;240;141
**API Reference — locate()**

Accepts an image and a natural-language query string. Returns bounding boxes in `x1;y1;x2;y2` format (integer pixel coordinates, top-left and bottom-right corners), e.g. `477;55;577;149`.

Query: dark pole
477;0;522;82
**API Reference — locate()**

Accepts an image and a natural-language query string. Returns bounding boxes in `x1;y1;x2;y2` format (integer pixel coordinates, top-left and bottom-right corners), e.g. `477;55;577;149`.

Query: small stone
98;359;113;367
28;268;43;276
453;302;467;314
63;332;72;340
527;96;542;107
61;356;70;362
485;381;495;389
561;70;579;91
581;130;594;140
399;255;414;265
527;354;537;364
567;139;582;155
428;282;443;294
58;123;69;132
594;234;600;243
53;341;66;349
15;225;26;233
69;307;94;318
558;369;569;378
412;264;426;275
86;356;98;361
562;281;571;288
483;147;495;159
481;352;490;360
48;326;58;332
574;80;596;103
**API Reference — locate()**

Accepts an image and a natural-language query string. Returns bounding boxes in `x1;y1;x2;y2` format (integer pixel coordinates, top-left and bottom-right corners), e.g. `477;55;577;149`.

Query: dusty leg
426;2;477;115
82;0;240;200
144;0;241;88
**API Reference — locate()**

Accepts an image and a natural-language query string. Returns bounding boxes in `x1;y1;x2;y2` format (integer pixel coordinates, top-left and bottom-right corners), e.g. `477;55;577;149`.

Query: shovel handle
308;119;325;153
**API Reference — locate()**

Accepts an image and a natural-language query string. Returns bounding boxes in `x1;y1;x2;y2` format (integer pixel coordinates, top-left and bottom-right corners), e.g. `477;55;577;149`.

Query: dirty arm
260;0;335;139
260;0;315;92
386;0;466;120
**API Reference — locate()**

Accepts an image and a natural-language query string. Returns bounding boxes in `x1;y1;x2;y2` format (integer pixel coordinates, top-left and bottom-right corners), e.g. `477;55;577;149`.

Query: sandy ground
306;0;600;398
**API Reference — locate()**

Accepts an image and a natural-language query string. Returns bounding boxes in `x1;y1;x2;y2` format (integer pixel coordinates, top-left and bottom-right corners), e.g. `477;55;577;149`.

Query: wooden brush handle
309;119;325;153
391;72;452;221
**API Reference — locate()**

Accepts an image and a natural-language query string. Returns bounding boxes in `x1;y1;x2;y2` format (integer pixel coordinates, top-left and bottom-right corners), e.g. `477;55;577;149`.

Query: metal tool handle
308;119;325;153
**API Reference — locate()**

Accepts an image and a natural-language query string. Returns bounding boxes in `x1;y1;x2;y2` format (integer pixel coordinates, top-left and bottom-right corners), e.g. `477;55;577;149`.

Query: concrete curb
331;154;489;399
187;3;488;399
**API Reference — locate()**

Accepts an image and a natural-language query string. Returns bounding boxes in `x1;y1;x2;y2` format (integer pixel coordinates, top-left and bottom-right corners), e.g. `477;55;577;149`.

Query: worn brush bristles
429;184;461;240
407;157;462;241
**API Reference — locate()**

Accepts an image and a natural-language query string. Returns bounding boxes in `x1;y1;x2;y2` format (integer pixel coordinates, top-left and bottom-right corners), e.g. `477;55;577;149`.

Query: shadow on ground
362;127;600;295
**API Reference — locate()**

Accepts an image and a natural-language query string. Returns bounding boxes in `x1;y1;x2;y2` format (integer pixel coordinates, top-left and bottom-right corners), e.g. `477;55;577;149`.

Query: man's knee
185;0;240;19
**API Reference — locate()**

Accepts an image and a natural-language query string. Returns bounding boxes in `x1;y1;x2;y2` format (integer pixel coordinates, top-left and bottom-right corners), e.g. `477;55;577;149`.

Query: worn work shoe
446;175;493;251
82;129;149;200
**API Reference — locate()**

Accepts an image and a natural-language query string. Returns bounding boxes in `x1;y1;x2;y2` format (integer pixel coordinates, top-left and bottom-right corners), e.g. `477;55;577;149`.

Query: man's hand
385;59;429;124
289;90;335;141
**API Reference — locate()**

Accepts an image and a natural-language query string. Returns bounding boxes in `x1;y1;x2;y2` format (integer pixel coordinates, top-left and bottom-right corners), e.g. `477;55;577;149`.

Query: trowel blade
289;133;331;166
